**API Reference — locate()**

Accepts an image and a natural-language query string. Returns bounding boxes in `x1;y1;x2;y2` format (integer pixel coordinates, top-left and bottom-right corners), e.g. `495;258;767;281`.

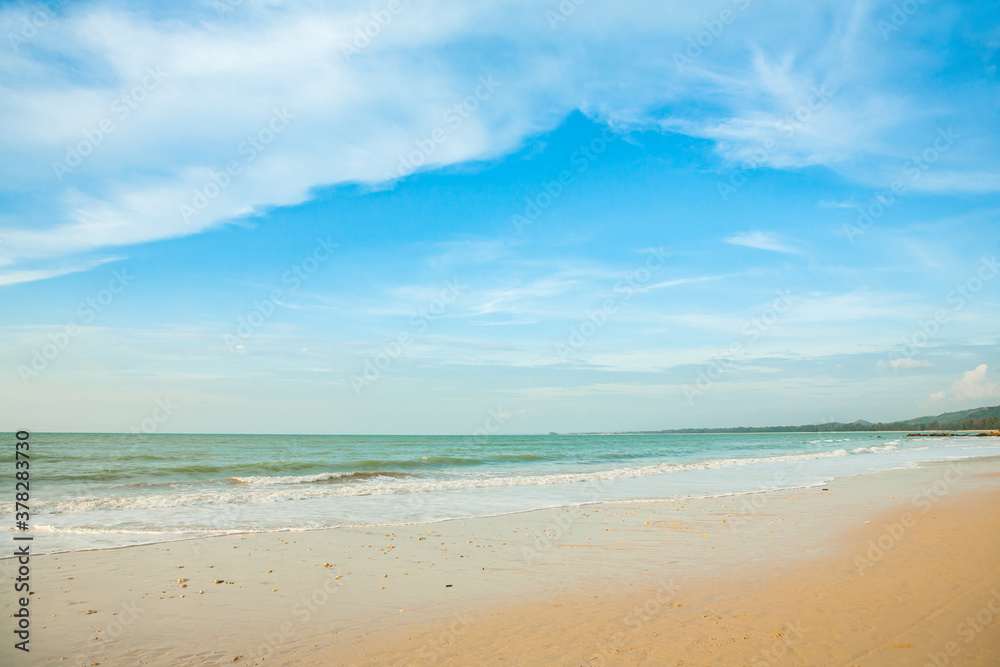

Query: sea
4;431;999;555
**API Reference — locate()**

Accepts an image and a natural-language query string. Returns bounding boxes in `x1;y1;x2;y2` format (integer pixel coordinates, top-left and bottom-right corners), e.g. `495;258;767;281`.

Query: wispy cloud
2;1;1000;434
724;231;799;254
0;256;123;287
639;274;731;292
925;390;946;404
878;357;933;370
2;1;998;282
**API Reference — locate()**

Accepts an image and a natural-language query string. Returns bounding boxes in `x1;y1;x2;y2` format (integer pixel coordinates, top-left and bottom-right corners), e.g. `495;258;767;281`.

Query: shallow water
3;431;998;553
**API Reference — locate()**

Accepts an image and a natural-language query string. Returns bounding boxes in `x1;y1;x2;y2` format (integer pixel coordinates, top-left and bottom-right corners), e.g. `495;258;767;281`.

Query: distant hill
899;405;1000;426
640;404;1000;434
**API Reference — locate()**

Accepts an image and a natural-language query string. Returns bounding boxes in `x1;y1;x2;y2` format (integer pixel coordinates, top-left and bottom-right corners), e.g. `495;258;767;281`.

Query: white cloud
0;256;122;287
903;171;1000;194
724;231;799;254
951;364;999;401
877;357;933;370
639;274;730;292
818;199;856;209
0;0;997;282
782;291;920;324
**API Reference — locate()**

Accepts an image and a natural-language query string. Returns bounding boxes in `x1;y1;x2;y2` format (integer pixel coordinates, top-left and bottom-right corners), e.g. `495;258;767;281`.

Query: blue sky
1;0;999;434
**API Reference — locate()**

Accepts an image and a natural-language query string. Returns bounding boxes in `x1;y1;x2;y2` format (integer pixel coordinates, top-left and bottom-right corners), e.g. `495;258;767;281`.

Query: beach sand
5;456;1000;665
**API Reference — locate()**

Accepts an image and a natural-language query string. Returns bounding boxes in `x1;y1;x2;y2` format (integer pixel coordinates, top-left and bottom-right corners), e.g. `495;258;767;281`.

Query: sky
1;0;999;434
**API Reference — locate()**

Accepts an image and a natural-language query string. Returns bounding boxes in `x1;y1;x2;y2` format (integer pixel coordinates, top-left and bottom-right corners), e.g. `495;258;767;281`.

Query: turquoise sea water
3;432;999;554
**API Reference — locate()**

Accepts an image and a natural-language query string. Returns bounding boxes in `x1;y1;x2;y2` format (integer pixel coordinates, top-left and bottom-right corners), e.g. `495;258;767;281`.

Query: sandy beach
5;455;1000;666
6;1;1000;664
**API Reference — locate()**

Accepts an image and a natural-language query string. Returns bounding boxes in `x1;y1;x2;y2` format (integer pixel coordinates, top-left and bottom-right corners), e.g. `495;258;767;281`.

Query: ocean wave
12;525;233;536
10;446;898;515
348;452;562;469
7;440;989;519
851;445;898;454
231;470;413;485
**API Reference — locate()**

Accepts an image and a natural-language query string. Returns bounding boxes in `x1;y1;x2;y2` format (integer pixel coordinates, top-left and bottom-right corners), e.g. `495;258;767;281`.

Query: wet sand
4;456;1000;665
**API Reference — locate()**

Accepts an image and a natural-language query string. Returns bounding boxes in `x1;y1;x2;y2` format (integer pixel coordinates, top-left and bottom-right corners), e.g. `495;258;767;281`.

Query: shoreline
0;477;838;560
596;430;1000;436
12;442;1000;559
5;456;1000;664
343;459;1000;666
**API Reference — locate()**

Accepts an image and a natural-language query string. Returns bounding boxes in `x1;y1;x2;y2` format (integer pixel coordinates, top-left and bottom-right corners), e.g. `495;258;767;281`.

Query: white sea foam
5;433;996;556
13;445;924;515
231;470;410;485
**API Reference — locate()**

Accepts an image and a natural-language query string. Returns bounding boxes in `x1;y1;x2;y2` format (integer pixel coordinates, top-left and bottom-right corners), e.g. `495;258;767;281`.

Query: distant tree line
643;415;1000;434
904;416;1000;432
